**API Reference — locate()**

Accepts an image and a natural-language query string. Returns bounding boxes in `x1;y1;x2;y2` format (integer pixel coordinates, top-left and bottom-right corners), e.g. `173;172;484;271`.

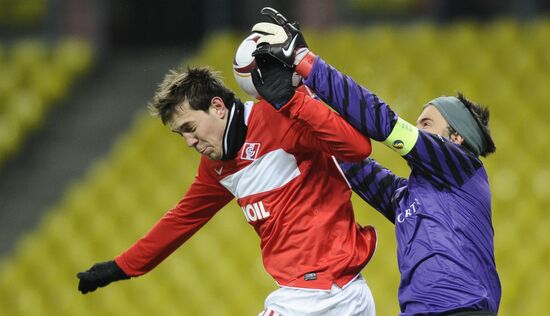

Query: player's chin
206;149;223;160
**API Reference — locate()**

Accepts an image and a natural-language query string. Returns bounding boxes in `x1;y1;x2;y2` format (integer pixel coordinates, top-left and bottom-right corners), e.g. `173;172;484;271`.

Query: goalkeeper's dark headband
429;96;486;156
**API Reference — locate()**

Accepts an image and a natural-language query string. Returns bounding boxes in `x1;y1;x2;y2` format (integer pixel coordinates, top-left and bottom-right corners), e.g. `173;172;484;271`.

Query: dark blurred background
2;0;549;49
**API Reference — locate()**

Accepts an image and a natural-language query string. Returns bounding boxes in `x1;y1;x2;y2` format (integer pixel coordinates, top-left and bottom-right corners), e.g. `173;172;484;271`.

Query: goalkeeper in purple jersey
250;7;501;316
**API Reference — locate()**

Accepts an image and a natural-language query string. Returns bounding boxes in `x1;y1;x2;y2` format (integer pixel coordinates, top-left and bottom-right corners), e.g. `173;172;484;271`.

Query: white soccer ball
233;32;302;100
233;32;261;99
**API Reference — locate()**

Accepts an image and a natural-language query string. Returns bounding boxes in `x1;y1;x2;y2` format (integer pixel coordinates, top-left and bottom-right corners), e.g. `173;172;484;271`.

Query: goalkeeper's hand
77;260;130;294
251;54;295;110
252;7;316;77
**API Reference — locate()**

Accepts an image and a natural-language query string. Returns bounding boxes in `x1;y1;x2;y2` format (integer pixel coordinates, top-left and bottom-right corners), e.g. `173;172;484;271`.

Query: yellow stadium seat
0;63;22;105
52;38;93;78
7;89;44;130
12;39;48;75
28;63;70;104
0;39;92;169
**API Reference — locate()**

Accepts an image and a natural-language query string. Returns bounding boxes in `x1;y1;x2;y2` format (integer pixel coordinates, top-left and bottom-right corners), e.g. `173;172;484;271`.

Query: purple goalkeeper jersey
304;58;501;315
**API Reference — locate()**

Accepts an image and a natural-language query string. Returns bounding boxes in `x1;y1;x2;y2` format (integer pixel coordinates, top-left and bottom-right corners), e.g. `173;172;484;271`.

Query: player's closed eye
180;124;196;134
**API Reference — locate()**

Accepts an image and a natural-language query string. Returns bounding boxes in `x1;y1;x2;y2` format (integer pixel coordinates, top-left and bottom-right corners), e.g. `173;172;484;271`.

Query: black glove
251;55;295;109
252;7;309;68
77;260;130;294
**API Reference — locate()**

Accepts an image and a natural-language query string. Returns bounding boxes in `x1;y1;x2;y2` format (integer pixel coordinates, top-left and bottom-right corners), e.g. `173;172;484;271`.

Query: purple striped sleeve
304;58;398;141
339;158;407;223
306;57;483;190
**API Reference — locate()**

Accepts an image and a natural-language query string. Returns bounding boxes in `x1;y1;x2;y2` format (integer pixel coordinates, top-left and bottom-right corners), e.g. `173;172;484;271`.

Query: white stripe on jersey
243;101;254;125
220;149;301;199
331;156;352;189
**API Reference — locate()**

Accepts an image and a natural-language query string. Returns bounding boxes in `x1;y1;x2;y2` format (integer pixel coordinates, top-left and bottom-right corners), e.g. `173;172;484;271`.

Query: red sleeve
115;160;233;276
279;90;372;162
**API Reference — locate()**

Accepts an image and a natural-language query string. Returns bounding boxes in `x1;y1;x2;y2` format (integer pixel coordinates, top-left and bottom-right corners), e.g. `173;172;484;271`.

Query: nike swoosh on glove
252;7;309;67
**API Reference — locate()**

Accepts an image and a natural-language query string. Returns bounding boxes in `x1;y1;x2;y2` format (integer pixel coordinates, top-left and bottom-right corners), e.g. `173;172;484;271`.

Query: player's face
168;97;228;160
416;105;451;138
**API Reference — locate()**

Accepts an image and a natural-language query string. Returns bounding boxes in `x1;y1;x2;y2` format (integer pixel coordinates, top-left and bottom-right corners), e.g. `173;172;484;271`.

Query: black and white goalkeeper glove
251;7;316;76
77;260;130;294
251;54;295;110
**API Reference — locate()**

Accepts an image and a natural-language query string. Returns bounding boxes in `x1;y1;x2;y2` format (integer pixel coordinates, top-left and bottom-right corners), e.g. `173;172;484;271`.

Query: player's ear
449;132;464;146
210;97;227;118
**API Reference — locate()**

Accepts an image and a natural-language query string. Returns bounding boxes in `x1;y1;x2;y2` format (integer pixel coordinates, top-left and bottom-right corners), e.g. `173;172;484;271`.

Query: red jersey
116;91;377;290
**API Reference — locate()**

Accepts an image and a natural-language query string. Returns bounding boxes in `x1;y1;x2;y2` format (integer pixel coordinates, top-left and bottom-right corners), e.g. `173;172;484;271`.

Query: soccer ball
233;32;302;100
233;32;262;99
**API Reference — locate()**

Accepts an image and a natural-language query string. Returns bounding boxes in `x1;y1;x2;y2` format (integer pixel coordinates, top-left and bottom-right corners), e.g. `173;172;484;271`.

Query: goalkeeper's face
416;105;452;138
168;97;228;160
416;105;465;146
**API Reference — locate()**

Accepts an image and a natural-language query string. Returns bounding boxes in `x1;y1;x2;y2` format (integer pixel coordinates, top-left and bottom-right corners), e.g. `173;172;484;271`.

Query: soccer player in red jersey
77;65;378;315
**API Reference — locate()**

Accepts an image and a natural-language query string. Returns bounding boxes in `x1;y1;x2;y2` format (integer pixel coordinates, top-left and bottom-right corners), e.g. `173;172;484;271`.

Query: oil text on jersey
241;201;270;222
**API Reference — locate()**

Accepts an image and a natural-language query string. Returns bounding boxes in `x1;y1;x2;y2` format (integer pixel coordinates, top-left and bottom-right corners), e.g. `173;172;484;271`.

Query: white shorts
258;275;375;316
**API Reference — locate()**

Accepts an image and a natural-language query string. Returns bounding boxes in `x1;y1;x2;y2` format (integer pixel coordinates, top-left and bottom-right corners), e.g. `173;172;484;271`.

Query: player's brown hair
148;66;235;124
453;92;496;157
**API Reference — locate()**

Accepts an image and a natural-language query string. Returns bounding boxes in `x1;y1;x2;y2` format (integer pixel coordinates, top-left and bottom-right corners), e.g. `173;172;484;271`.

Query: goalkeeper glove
251;54;295;110
77;260;130;294
252;7;316;77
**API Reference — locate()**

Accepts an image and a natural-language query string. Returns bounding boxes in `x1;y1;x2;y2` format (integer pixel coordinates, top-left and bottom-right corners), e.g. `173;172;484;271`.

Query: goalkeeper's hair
148;66;235;124
453;92;496;157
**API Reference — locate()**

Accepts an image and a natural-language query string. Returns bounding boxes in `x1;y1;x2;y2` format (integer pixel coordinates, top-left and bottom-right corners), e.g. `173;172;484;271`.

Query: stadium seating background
1;17;550;315
0;39;92;166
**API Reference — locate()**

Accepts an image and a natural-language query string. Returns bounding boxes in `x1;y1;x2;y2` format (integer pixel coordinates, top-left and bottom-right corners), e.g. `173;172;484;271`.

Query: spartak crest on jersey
241;142;261;161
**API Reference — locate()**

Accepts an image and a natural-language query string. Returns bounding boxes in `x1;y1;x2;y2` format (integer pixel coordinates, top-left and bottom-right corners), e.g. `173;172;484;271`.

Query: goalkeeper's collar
221;99;248;161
